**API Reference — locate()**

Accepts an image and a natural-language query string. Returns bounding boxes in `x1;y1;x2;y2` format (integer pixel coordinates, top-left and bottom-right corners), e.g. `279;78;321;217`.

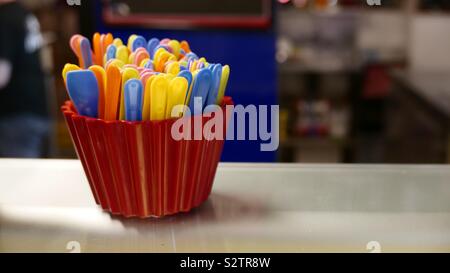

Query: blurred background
1;0;450;164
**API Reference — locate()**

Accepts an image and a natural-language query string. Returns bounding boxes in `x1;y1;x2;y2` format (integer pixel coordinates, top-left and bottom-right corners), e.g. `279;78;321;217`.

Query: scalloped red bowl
61;96;233;218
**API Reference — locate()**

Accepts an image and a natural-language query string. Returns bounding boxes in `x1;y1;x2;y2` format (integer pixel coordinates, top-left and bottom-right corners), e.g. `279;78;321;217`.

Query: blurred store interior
4;0;450;163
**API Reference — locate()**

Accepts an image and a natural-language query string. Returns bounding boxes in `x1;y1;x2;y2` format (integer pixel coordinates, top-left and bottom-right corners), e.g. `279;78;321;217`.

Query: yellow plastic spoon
140;58;151;68
106;59;125;69
127;34;138;52
113;38;123;47
168;40;181;59
153;47;167;62
216;65;230;105
142;74;157;120
62;63;81;85
166;61;180;75
166;77;188;118
150;75;169;121
116;45;129;64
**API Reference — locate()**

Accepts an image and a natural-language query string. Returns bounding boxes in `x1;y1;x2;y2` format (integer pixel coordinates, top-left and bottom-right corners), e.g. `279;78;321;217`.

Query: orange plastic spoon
104;64;122;121
93;33;102;66
89;65;107;119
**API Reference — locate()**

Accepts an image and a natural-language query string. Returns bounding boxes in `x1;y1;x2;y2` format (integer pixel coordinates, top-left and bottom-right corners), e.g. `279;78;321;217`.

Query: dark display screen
109;0;267;16
103;0;272;28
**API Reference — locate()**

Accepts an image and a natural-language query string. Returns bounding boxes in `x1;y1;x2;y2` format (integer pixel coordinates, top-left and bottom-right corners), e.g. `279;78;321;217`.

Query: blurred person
0;0;49;157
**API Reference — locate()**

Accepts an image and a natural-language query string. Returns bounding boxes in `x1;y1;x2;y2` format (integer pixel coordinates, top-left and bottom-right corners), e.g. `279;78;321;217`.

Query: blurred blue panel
93;2;277;162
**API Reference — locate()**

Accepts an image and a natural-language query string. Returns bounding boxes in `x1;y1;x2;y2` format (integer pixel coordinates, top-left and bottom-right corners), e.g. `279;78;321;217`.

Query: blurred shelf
277;5;406;14
280;137;347;148
278;63;360;74
390;69;450;123
278;137;348;163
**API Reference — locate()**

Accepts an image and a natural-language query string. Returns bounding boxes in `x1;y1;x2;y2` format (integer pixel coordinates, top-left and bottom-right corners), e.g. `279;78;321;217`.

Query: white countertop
1;159;450;252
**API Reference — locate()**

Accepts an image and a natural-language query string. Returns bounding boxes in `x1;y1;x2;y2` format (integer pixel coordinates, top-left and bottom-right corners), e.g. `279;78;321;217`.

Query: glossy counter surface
1;159;450;252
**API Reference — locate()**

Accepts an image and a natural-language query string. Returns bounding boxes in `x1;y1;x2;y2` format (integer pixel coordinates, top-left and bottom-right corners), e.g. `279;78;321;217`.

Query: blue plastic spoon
177;70;193;102
154;44;170;55
106;44;117;62
79;37;93;68
206;64;222;106
147;38;160;58
188;68;212;113
132;35;147;52
144;60;154;70
66;70;99;117
185;52;199;61
124;79;144;121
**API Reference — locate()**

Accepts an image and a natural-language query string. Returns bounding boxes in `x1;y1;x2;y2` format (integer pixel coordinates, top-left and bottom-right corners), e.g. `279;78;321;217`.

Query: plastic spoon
154;51;172;72
197;61;205;70
168;40;181;59
177;70;193;104
124;79;144;121
180;40;191;53
185;52;199;61
153;47;167;63
89;65;107;119
144;60;154;70
66;70;99;117
137;67;145;74
142;74;157;120
128;52;136;64
199;57;208;66
116;45;129;64
106;44;117;63
166;77;188;118
131;35;147;52
102;33;114;54
124;64;138;69
206;64;222;106
119;67;140;120
93;33;102;66
147;38;160;58
135;50;150;66
190;60;198;72
113;38;123;47
188;68;212;112
139;58;151;68
70;35;84;68
127;34;138;52
216;65;230;105
79;37;93;68
150;75;169;121
160;38;171;45
166;61;180;75
62;63;80;85
104;64;122;120
140;71;155;87
106;59;125;69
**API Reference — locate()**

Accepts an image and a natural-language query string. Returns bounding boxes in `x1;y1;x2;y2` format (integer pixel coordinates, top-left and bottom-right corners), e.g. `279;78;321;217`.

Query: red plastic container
62;97;233;218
